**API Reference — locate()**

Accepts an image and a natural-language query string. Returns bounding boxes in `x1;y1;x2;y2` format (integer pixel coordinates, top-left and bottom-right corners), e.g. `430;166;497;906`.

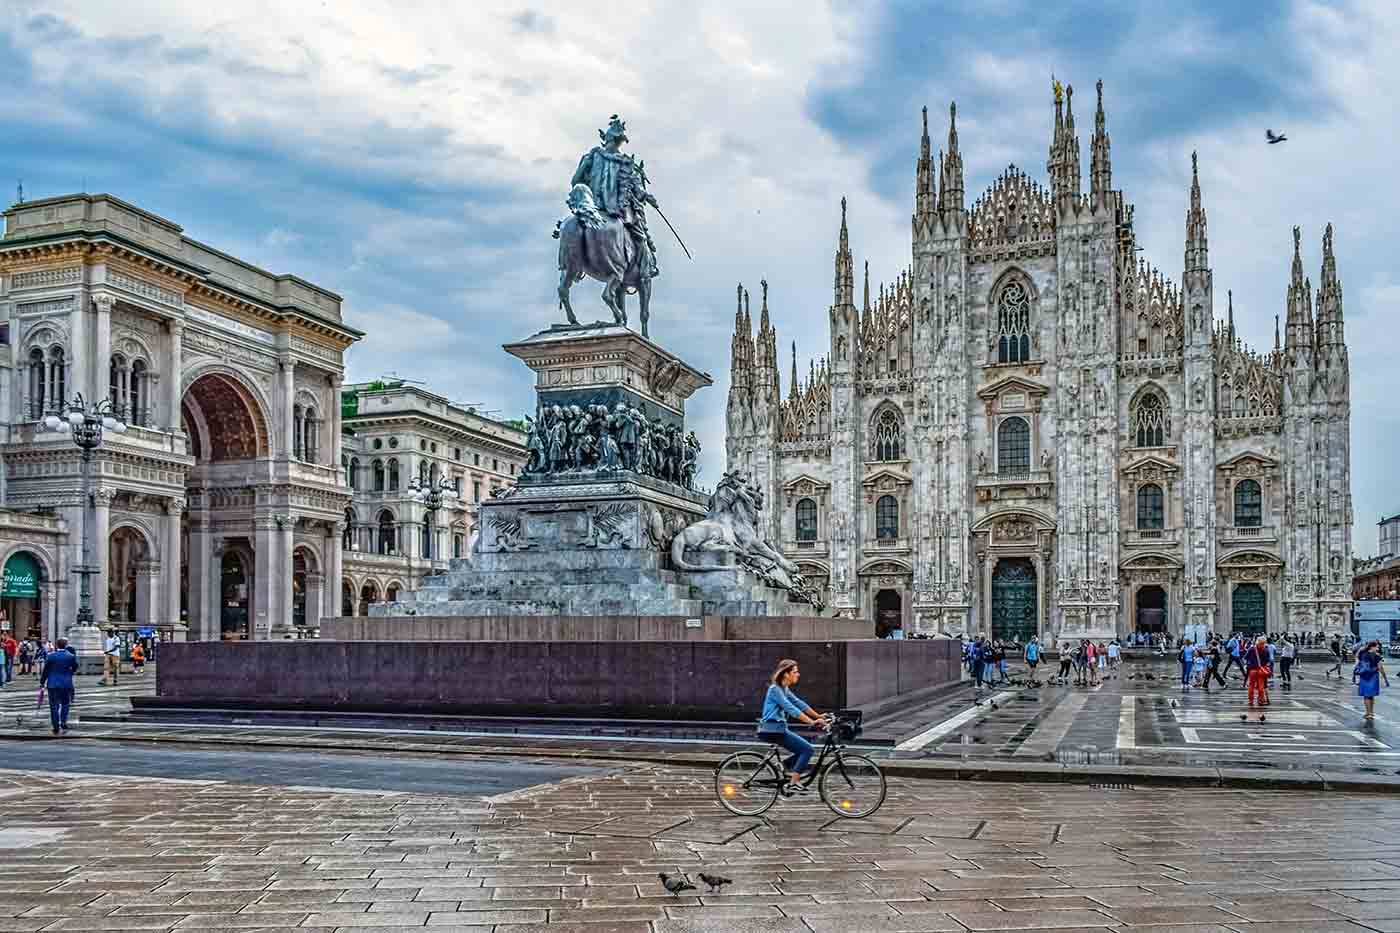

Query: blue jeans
767;729;814;776
47;686;73;731
2;658;12;684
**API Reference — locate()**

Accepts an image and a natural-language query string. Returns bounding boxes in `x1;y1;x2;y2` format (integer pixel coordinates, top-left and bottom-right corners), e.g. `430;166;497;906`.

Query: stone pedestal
375;322;823;619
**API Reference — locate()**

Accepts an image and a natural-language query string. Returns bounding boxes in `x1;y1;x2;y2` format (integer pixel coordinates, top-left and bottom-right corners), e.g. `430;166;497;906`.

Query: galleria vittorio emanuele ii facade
725;82;1353;642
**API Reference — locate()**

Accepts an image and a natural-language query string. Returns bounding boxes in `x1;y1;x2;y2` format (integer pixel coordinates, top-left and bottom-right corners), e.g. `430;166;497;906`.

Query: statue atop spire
939;101;964;214
1090;78;1112;203
1185;151;1208;273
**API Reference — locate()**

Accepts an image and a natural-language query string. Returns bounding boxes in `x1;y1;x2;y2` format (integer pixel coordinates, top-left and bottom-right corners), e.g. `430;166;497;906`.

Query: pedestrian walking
1086;640;1099;685
1107;639;1121;676
101;630;121;687
39;637;78;736
1201;640;1226;692
1245;636;1272;708
1325;634;1344;680
17;639;32;676
1279;637;1297;688
969;636;988;699
131;642;146;675
1355;640;1389;722
0;633;17;686
1057;643;1073;684
1179;639;1195;690
1222;634;1245;681
1024;636;1041;684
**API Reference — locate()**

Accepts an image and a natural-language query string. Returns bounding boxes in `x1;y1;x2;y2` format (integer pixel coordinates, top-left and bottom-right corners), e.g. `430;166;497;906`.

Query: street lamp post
43;394;127;669
408;476;456;563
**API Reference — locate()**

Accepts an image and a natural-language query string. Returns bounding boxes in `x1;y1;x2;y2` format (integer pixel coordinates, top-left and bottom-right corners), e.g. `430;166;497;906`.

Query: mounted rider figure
572;115;660;280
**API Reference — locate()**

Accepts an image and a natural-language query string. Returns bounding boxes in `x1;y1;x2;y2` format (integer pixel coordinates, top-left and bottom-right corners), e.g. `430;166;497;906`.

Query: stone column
167;320;183;432
329;374;343;476
304;571;324;633
325;523;344;622
92;488;113;629
253;514;276;640
93;295;113;406
135;560;159;627
163;498;184;631
1033;551;1046;640
279;358;295;458
189;515;214;641
273;514;294;638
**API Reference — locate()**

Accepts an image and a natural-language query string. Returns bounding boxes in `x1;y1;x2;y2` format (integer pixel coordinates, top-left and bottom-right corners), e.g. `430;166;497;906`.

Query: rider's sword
652;204;693;261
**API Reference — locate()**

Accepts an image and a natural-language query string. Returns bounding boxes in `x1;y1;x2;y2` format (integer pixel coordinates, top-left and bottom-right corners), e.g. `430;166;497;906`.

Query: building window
420;439;427;451
871;408;904;461
372;459;385;491
876;495;899;541
27;347;47;418
109;354;128;419
509;463;515;476
1234;479;1262;528
348;457;360;490
431;442;438;453
996;279;1032;364
796;498;818;543
1132;390;1168;447
389;437;399;448
1137;483;1164;530
419;460;429;485
453;476;462;496
473;481;481;503
454;447;462;461
129;359;147;426
474;453;480;466
377;510;396;554
388;458;400;491
997;417;1030;476
453;534;464;559
373;438;383;450
48;346;66;413
493;457;499;471
342;508;354;549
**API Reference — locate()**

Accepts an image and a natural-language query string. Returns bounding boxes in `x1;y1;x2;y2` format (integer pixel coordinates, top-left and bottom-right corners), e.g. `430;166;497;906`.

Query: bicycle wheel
819;753;886;818
714;751;782;816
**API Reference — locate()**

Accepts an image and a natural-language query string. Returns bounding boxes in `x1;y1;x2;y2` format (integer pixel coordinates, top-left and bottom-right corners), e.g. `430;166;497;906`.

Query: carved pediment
861;467;911;492
858;558;913;576
1123;454;1180;481
1217;549;1283;568
976;374;1051;402
971;508;1055;534
782;473;831;496
1121;552;1183;570
1218;451;1279;476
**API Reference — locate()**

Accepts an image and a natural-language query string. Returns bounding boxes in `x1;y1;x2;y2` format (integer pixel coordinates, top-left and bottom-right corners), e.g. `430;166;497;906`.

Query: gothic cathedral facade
725;83;1353;642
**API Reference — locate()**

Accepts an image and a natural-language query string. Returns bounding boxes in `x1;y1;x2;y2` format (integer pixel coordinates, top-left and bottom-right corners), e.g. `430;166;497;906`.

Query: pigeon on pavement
659;873;696;896
698;872;733;893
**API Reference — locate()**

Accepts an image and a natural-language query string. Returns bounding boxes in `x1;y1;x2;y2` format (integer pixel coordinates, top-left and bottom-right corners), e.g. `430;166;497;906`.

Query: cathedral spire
863;260;871;313
834;197;854;309
790;340;799;400
938;101;964;215
1317;222;1345;351
730;282;753;392
1275;313;1281;353
1090;78;1112;204
1227;289;1235;341
1063;84;1081;200
915;106;936;225
1185;151;1209;274
1284;226;1314;360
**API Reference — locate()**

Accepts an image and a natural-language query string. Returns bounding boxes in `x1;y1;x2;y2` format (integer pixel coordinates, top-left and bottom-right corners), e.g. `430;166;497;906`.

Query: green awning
2;552;41;599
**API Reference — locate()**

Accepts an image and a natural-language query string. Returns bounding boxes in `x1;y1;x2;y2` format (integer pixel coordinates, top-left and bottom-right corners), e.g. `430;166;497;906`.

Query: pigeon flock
659;872;731;896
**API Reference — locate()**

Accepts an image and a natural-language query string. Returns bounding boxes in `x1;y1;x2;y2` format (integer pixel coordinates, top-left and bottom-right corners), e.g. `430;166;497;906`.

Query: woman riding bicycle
758;658;829;792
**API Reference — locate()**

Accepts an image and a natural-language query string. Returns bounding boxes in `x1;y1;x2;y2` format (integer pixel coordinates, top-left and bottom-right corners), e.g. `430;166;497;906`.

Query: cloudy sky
4;1;1397;551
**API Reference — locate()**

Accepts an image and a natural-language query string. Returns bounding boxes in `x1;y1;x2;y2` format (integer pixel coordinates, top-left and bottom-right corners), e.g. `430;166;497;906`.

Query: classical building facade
339;381;526;618
0;193;360;642
726;84;1354;641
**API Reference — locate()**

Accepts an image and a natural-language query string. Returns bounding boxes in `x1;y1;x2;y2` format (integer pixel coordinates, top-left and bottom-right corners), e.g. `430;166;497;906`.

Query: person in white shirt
1107;640;1121;675
102;632;121;687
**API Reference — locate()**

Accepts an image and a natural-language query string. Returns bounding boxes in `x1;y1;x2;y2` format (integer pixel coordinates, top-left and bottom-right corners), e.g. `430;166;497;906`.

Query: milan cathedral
725;82;1353;641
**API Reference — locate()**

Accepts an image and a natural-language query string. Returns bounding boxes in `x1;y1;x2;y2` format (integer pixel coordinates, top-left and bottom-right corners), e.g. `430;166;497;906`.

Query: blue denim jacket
757;684;809;733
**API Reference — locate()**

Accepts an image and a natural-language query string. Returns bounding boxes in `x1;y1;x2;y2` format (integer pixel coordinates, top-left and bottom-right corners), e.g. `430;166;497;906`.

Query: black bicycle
714;710;886;818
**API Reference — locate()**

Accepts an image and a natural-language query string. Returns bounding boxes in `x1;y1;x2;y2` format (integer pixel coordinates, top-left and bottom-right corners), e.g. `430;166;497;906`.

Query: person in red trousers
1244;636;1271;708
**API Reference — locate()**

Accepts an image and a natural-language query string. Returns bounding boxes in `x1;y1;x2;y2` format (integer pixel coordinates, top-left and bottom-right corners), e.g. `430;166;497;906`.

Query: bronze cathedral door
992;558;1037;643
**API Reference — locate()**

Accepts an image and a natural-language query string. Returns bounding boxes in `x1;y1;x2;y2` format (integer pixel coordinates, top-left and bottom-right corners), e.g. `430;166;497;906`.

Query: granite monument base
145;637;960;722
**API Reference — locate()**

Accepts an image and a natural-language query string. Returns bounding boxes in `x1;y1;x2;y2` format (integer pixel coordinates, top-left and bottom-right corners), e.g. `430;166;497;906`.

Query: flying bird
698;872;733;894
659;873;696;896
1265;129;1288;144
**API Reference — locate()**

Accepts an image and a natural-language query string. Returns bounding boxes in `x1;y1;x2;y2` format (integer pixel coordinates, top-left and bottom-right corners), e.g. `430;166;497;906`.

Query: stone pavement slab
3;759;1400;930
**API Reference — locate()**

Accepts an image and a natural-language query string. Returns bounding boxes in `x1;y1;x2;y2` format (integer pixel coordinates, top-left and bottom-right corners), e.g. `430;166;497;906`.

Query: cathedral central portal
991;557;1038;644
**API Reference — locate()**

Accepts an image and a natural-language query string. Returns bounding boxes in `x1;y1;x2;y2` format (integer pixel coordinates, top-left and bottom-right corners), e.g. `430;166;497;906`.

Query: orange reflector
723;785;736;796
841;800;853;809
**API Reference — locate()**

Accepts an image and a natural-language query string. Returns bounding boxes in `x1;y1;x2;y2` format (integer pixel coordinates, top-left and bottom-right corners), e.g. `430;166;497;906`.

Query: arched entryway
109;526;154;629
1135;585;1167;635
2;550;48;640
1232;583;1266;635
220;550;251;640
875;589;902;638
182;371;270;641
991;557;1037;643
359;580;380;617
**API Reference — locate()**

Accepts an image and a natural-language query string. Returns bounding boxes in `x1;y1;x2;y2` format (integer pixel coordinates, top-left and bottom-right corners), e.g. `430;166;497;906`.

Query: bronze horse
556;184;652;337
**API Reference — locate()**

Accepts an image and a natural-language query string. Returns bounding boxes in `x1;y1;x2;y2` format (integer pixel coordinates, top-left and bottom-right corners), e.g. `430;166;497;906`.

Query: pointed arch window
871;408;904;461
997;416;1030;476
796;498;818;543
129;359;147;426
372;459;385;492
1132;391;1168;447
876;495;899;541
27;347;46;418
109;354;128;419
348;457;360;490
1137;483;1164;530
377;510;397;554
388;458;401;491
996;279;1032;364
1234;479;1262;528
48;347;66;412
